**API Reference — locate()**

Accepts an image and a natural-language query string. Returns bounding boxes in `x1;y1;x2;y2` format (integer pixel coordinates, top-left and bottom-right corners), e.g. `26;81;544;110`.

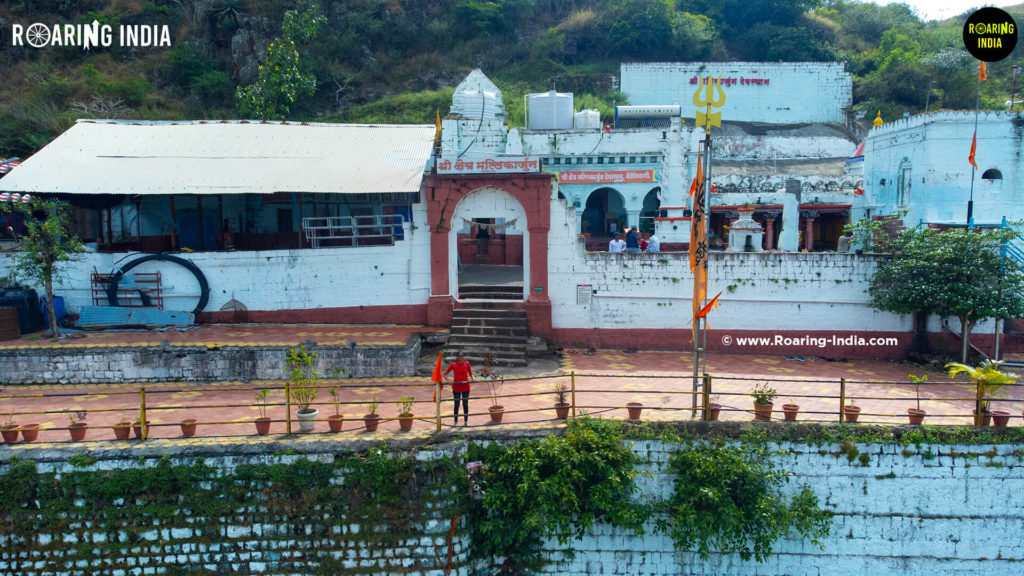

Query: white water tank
528;91;573;130
452;89;502;120
573;109;602;130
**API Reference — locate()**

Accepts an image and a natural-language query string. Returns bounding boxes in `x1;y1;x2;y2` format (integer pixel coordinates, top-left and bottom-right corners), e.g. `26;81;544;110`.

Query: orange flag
431;349;445;401
689;151;707;341
978;61;987;83
969;131;978;169
694;291;722;321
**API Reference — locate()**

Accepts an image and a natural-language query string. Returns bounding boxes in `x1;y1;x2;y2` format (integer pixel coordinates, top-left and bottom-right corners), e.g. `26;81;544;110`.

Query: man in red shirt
444;352;474;425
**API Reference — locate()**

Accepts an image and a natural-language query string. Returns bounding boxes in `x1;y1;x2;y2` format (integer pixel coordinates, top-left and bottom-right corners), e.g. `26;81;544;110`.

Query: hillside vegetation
0;0;1022;158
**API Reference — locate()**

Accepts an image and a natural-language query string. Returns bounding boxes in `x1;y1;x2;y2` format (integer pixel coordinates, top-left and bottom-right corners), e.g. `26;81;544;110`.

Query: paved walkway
2;333;1023;447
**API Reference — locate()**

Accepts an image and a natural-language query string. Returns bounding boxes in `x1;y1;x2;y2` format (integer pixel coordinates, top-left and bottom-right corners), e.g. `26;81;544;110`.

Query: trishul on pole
690;76;726;417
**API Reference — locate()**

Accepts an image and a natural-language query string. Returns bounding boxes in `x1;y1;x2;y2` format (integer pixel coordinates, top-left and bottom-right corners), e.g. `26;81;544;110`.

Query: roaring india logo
8;20;172;49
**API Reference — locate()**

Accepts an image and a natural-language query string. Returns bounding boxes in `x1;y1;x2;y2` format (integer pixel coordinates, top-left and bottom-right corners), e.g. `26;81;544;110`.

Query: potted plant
553;381;571;419
626;402;643;420
843;400;861;423
287;346;320;433
179;418;198;437
363;395;381;432
2;413;19;443
327;388;344;432
397;396;415;432
254;389;272;435
907;374;928;425
113;412;132;440
19;422;40;442
68;410;89;441
782;400;800;421
480;353;506;423
132;418;151;439
752;382;776;421
947;360;1017;427
706;396;722;421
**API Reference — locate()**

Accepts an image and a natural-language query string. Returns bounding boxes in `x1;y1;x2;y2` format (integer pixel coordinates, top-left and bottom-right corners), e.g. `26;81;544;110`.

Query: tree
235;2;326;120
868;226;1024;362
10;199;84;336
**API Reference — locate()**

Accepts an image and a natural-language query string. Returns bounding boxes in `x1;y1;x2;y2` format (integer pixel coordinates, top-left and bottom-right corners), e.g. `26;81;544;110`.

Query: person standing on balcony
445;352;475;425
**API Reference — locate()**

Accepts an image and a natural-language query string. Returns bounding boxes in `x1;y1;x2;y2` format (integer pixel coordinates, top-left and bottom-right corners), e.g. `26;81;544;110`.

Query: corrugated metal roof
0;120;435;195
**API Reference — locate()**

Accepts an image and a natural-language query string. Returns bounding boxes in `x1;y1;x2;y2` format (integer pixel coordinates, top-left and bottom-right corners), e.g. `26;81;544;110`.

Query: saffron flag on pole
969;131;978;169
978;61;987;83
688;150;707;341
694;291;722;327
431;349;445;401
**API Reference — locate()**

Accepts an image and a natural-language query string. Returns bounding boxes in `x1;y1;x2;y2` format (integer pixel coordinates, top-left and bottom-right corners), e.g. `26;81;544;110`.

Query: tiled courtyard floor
1;325;1023;446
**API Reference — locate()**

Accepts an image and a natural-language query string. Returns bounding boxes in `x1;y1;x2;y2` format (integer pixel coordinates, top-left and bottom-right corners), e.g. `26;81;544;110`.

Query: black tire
105;254;210;315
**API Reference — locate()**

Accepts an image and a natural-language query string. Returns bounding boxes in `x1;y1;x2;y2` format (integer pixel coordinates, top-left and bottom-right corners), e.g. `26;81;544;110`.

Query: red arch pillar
425;173;553;337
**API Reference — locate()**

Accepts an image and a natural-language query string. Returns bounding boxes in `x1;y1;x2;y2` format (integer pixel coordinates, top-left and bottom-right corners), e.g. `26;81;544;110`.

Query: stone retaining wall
0;429;1021;575
0;340;421;384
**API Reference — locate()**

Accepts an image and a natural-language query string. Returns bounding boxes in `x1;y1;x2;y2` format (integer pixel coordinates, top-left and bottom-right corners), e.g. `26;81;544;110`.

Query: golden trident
692;76;727;131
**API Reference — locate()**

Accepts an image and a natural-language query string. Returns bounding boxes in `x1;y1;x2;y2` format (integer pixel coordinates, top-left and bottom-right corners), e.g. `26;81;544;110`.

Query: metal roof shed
0;120;436;196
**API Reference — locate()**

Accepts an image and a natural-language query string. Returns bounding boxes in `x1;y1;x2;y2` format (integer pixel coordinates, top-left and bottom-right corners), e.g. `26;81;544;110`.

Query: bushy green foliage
465;417;646;572
236;1;326;120
868;227;1024;361
662;440;831;562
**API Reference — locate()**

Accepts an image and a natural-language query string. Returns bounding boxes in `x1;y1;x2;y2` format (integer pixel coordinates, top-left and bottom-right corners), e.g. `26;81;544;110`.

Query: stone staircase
457;284;523;300
446;302;528;366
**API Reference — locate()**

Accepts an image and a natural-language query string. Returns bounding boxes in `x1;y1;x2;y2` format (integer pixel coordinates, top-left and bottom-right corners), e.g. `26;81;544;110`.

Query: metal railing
302;214;406;248
1;373;1022;443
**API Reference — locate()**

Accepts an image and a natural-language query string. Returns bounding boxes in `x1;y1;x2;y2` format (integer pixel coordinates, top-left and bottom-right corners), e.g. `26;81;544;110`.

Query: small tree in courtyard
868;226;1024;363
9;198;84;336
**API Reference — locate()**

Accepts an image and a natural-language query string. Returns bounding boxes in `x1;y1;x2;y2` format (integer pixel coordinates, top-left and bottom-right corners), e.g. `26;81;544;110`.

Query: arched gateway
425;173;553;337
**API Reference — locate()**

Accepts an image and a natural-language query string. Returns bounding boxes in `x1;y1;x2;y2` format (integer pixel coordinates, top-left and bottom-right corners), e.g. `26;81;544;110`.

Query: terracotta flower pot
907;408;926;425
554;403;571;420
254;417;272;435
1;426;18;443
20;423;40;442
363;414;381;432
707;403;721;421
488;405;505;423
399;415;414;431
626;403;643;420
843;405;861;423
753;403;773;421
69;422;89;442
327;415;344;432
132;420;151;439
972;410;991;426
179;419;197;438
991;410;1011;427
113;424;131;440
782;404;800;421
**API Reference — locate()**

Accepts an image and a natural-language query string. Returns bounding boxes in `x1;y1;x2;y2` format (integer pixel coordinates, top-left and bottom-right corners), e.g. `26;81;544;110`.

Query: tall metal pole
968;72;981;225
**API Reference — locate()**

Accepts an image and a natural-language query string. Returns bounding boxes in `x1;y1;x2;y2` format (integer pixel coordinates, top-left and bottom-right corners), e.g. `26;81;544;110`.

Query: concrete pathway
2;328;1023;447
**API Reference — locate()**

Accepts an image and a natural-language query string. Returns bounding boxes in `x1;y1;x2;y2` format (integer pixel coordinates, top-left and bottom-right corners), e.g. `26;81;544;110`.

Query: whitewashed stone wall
547;200;907;332
1;436;1020;576
541;440;1024;575
864;111;1024;225
621;62;853;125
0;208;431;315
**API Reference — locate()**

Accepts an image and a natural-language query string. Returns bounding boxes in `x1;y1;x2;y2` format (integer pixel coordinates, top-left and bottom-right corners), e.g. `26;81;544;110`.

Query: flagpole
968;64;982;226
